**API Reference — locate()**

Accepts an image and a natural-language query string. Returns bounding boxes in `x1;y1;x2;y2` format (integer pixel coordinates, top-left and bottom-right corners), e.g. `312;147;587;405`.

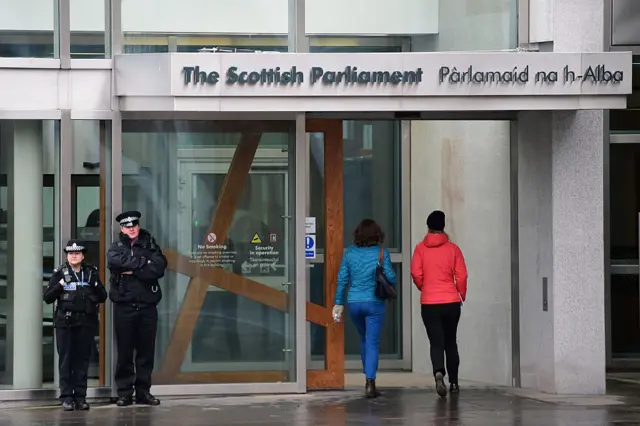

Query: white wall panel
0;68;111;112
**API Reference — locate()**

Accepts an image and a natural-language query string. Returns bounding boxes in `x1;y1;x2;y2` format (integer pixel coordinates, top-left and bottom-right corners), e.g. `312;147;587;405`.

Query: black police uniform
107;211;167;406
43;240;107;411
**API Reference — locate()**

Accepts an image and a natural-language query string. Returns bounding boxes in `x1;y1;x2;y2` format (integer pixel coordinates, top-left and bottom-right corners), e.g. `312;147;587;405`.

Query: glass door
121;121;297;386
306;119;406;375
177;160;291;373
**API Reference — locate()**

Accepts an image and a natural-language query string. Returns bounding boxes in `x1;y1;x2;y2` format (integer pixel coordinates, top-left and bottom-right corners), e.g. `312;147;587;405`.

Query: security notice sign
305;217;316;234
305;234;316;259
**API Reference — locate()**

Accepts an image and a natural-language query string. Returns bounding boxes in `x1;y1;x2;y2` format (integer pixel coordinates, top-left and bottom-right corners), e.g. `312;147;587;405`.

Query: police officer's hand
121;271;133;275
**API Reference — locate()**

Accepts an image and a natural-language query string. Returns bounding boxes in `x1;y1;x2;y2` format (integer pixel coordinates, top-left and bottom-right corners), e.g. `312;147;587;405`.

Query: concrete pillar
518;108;606;395
6;120;44;388
553;0;606;395
551;111;606;394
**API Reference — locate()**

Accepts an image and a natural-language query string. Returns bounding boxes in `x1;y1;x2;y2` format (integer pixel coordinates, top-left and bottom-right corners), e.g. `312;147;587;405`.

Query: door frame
305;119;345;389
68;121;110;387
113;120;306;394
176;153;291;372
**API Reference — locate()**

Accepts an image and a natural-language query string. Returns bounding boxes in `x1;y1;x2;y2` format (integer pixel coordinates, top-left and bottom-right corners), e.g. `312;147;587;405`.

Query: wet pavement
3;385;640;426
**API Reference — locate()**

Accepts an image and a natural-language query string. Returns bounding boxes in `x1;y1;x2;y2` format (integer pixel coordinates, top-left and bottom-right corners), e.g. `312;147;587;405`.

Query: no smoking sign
207;233;217;243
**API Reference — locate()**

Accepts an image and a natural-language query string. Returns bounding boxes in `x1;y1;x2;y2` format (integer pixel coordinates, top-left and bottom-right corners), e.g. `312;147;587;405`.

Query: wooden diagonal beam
164;249;288;311
160;132;262;376
164;248;331;326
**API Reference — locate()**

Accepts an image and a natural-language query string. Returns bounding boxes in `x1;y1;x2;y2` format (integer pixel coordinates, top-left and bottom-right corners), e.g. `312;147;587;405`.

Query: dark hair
353;219;385;247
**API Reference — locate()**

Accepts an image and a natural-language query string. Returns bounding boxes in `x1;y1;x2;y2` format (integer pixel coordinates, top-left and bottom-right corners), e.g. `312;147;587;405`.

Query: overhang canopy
114;51;633;112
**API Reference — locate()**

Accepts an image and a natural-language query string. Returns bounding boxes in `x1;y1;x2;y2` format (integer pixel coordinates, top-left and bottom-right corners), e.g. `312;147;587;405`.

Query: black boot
450;383;460;394
61;398;75;411
365;379;380;398
116;396;133;407
136;393;161;406
435;372;447;398
75;398;90;410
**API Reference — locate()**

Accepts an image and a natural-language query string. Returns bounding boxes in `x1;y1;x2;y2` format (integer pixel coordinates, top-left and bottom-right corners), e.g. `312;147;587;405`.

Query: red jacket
410;233;468;304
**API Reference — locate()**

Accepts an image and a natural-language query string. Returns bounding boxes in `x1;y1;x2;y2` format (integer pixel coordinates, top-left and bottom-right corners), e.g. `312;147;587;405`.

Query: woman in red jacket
410;210;468;398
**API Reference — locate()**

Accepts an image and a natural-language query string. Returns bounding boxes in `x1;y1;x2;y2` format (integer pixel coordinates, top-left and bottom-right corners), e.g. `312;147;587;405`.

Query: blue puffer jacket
334;245;397;305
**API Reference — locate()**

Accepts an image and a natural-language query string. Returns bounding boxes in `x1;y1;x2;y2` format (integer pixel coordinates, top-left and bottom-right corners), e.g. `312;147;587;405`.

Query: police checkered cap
115;210;142;228
64;240;86;253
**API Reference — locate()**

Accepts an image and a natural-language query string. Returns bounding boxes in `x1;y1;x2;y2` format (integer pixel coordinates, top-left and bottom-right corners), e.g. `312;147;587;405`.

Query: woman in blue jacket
333;218;397;398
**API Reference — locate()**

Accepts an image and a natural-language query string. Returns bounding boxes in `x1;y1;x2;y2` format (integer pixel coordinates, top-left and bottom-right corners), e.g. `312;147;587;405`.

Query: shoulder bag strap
378;246;384;265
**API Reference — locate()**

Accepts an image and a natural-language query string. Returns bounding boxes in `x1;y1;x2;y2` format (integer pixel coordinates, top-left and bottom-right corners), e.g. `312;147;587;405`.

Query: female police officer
44;239;107;411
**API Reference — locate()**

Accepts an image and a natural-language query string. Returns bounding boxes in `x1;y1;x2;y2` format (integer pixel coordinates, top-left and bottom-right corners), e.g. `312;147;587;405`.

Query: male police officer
107;211;167;407
44;240;107;411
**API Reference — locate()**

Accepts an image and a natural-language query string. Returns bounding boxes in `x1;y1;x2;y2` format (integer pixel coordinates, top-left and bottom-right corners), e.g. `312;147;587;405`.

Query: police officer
43;240;107;411
107;211;167;407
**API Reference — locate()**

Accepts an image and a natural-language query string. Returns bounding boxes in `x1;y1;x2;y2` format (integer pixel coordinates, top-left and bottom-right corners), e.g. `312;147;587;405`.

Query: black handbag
374;246;397;300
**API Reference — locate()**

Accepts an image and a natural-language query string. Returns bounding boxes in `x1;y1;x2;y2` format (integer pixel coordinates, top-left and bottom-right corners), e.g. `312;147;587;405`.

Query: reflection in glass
611;274;640;358
408;0;516;52
122;121;295;383
309;121;401;251
305;0;516;53
0;2;57;57
122;0;288;53
610;143;640;261
71;0;107;58
0;120;58;389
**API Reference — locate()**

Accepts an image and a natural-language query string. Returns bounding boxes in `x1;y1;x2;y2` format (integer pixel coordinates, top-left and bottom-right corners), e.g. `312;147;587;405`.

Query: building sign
438;65;624;85
114;51;634;111
182;63;625;88
183;65;424;86
190;242;236;269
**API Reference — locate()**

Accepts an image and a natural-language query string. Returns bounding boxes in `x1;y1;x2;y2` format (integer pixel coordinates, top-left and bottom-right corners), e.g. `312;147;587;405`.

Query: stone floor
3;380;640;426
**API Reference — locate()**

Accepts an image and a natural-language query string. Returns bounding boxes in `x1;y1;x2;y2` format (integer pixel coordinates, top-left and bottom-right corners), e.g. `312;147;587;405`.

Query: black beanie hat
426;210;445;231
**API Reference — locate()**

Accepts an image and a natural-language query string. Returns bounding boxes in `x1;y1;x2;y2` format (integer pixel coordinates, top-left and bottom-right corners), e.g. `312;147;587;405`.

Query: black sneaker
62;399;75;411
135;393;160;406
75;398;90;410
450;383;460;394
116;396;133;407
435;372;447;398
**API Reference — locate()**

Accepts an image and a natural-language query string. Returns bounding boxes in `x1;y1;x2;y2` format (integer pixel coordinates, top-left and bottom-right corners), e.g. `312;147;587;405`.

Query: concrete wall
410;121;513;385
408;0;516;386
517;111;555;391
517;0;606;395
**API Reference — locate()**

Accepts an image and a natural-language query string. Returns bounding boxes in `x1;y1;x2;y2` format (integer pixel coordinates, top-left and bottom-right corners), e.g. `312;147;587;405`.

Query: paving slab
3;386;640;426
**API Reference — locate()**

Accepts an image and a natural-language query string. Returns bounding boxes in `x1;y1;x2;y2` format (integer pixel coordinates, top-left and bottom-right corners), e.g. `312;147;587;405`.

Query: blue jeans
348;301;385;380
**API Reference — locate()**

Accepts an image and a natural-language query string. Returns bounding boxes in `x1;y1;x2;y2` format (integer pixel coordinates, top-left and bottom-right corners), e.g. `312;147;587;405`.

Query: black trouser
114;303;158;398
421;302;462;384
56;323;96;401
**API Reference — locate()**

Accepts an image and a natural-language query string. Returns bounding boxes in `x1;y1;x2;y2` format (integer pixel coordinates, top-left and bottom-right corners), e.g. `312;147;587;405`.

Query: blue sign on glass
305;234;316;259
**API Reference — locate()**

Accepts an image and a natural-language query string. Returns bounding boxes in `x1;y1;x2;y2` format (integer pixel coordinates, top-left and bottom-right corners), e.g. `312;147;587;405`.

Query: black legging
421;302;462;384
